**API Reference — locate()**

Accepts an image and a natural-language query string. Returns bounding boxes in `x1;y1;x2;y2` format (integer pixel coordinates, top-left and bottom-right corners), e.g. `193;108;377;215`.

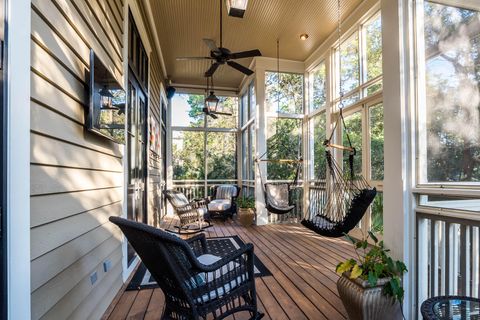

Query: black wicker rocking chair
110;216;264;320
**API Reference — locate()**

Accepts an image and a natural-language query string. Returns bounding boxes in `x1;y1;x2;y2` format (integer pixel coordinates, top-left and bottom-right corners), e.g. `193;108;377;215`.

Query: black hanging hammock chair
257;159;302;215
301;109;377;237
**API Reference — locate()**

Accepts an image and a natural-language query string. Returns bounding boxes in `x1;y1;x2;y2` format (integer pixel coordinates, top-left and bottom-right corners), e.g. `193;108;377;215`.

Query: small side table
421;296;480;320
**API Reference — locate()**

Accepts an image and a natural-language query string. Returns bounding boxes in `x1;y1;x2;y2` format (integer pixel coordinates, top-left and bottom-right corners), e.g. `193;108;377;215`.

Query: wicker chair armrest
194;243;254;273
191;198;207;208
186;233;208;256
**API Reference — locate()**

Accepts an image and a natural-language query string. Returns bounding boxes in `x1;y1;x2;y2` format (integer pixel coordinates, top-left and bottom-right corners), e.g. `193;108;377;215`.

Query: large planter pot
337;274;402;320
238;208;255;227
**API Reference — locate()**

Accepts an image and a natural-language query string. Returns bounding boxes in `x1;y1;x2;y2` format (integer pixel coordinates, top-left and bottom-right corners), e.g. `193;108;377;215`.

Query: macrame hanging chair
301;109;377;237
258;159;302;215
301;0;376;237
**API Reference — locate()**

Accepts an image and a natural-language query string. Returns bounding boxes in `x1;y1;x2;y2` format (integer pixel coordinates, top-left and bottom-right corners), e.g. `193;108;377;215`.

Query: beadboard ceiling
148;0;363;88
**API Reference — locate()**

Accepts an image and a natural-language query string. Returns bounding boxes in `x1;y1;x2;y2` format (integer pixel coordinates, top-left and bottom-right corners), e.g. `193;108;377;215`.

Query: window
265;72;304;114
369;103;384;181
311;113;327;179
339;33;360;95
240;81;256;185
172;130;204;180
207;96;238;128
171;94;204;127
207;132;237;179
335;13;383;106
171;93;238;194
310;61;327;111
249;83;256;119
342;111;363;176
420;2;480;183
267;117;302;180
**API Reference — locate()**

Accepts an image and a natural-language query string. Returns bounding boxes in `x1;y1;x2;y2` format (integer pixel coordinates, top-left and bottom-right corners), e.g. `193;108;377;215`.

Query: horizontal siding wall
30;0;125;319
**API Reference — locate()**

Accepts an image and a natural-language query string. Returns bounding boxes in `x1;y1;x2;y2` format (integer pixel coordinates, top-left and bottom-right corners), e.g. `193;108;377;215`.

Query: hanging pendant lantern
205;91;219;112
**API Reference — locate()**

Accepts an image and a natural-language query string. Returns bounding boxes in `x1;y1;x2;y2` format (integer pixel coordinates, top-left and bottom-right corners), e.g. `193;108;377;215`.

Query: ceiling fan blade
203;38;220;53
176;56;213;61
205;62;220;77
227;61;254;75
229;49;262;60
209;113;218;119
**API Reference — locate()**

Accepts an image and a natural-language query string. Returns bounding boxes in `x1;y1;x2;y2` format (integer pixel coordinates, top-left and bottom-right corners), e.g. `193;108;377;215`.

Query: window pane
365;14;382;80
171;94;204;127
172;130;204;180
423;2;480;182
341;92;360;108
241;93;248;126
265;72;304;114
311;62;327;111
343;111;362;176
242;130;247;180
370;103;384;180
207;132;237;180
339;33;360;95
311;113;327;179
207;96;238;128
249;83;256;119
267;118;302;180
371;192;383;234
419;194;480;212
365;80;383;96
249;125;256;180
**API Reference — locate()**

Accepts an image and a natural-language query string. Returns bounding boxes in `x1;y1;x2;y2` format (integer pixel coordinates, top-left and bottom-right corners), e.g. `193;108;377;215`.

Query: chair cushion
194;254;247;304
215;185;238;200
208;199;232;212
170;192;190;207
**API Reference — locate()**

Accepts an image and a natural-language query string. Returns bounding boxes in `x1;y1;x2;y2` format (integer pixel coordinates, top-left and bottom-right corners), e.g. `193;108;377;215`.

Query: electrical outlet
103;260;112;273
90;272;98;285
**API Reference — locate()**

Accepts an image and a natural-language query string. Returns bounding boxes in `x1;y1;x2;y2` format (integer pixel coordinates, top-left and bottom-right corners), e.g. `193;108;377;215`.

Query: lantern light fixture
205;91;219;112
225;0;248;18
99;86;115;109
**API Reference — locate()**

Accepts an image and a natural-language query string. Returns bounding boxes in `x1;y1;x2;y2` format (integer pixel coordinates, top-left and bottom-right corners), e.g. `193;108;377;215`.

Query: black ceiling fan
176;0;261;77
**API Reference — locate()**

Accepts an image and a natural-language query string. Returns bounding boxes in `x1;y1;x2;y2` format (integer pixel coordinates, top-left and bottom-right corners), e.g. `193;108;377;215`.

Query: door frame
5;0;31;319
122;0;152;281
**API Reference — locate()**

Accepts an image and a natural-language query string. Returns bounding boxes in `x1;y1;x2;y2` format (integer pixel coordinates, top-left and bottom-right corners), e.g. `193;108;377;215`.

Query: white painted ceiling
149;0;363;88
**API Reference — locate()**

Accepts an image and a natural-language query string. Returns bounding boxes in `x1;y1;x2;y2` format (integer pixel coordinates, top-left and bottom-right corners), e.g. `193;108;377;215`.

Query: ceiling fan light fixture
205;91;219;112
300;33;309;41
225;0;248;18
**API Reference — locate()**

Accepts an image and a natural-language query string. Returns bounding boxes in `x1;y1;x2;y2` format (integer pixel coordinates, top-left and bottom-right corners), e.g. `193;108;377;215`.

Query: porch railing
417;211;480;315
171;180;238;201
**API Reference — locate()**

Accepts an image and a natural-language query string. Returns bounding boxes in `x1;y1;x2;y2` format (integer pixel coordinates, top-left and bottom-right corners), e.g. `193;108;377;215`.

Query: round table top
421;296;480;320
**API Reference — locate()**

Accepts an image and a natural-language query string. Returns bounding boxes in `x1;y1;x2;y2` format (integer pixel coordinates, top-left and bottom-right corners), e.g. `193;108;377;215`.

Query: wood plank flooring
102;217;356;320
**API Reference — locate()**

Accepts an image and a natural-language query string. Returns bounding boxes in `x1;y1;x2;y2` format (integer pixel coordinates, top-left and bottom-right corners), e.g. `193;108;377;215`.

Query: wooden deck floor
102;218;357;320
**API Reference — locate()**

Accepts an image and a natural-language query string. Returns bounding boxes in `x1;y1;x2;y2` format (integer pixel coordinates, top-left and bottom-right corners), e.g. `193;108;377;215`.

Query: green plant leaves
350;264;363;279
336;230;407;302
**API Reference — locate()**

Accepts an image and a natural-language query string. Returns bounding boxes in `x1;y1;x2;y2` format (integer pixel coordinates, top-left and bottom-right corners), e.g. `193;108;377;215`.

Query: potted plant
336;231;407;320
236;196;255;227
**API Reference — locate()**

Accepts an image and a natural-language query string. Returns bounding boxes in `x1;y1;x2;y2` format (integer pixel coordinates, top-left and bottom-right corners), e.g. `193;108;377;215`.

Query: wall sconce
99;86;114;109
225;0;248;18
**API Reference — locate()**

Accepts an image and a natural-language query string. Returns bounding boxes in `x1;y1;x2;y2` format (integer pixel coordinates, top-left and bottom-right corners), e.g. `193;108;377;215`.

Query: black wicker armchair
109;216;264;320
164;189;212;233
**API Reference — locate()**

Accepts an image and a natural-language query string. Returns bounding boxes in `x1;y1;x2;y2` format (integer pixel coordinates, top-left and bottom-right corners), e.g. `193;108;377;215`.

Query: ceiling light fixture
225;0;248;18
300;33;309;41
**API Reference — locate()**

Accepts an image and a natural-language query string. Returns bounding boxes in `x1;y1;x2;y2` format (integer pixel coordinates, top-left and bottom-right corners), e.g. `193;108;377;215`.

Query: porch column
254;67;267;225
381;0;416;318
7;0;31;319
